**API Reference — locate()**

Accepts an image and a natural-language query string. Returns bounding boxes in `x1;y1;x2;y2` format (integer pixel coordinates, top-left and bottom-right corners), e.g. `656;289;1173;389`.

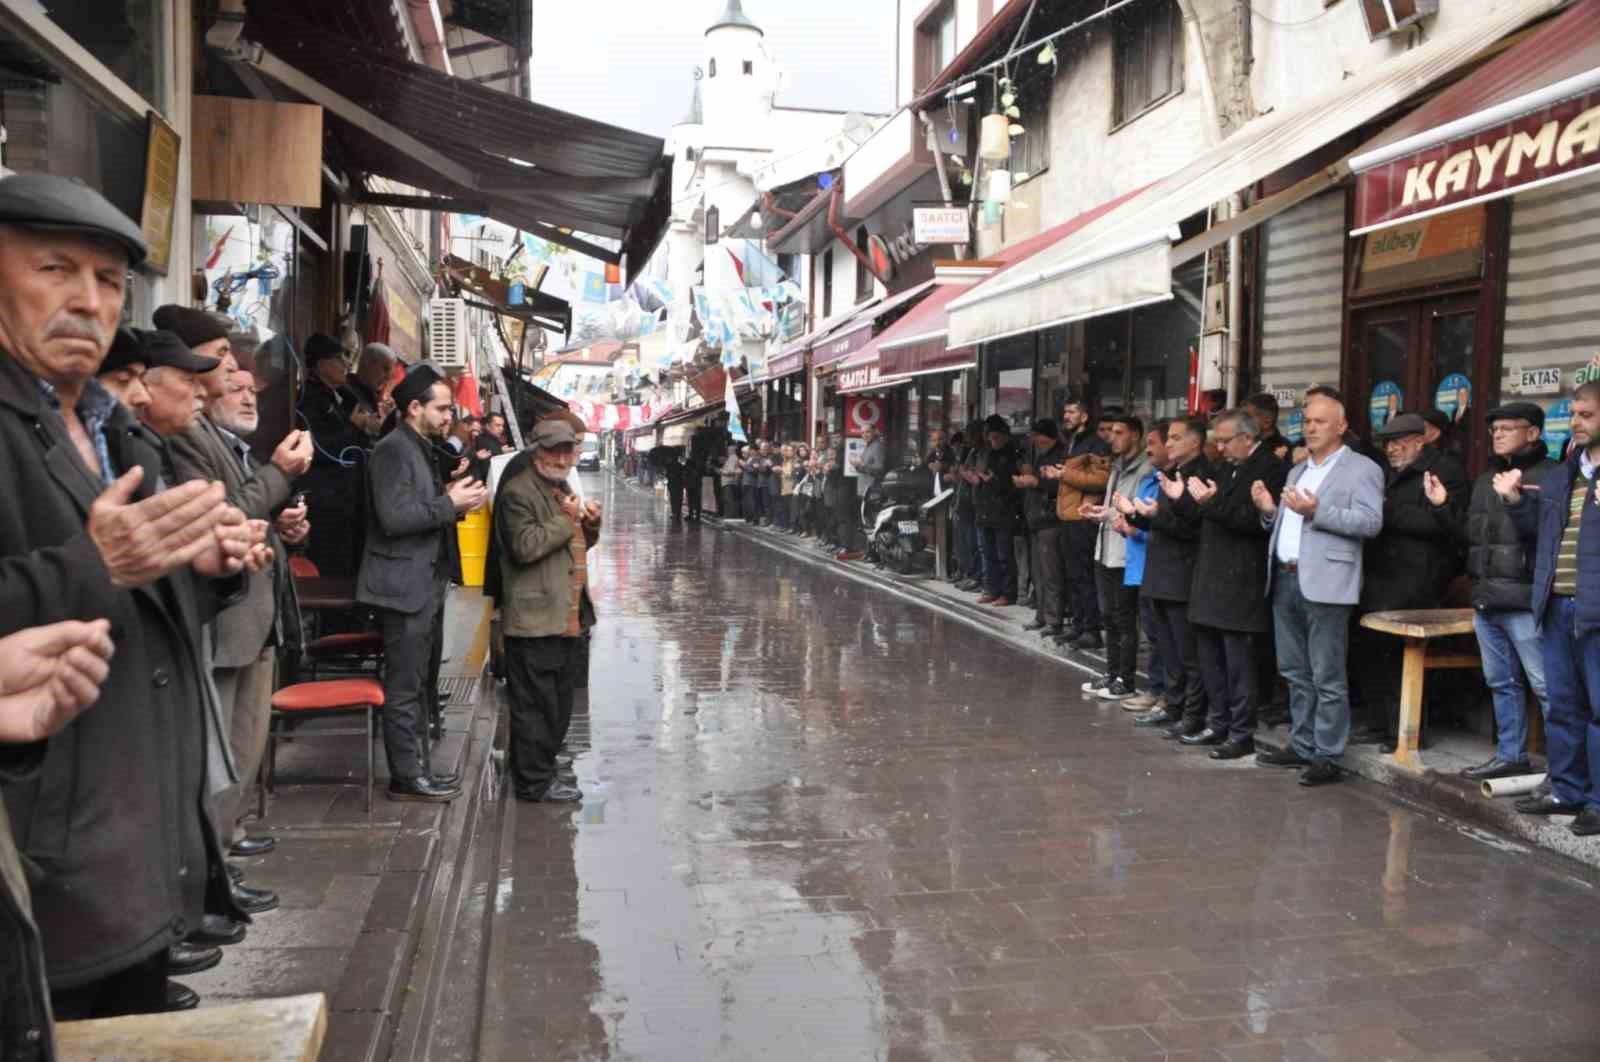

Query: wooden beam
1171;163;1349;267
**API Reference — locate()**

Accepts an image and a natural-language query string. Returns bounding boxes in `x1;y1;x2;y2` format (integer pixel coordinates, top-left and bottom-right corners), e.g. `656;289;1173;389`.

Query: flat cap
392;361;445;411
142;329;222;374
530;418;577;449
1375;412;1427;440
1486;401;1545;429
304;333;344;367
153;304;231;350
0;174;148;266
98;327;146;376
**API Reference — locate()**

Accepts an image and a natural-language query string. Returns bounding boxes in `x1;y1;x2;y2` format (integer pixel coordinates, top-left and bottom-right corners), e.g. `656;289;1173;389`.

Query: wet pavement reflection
478;473;1600;1062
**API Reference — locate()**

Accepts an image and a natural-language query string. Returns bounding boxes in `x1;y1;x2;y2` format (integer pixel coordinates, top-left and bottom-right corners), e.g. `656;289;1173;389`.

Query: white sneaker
1081;674;1111;693
1122;691;1158;711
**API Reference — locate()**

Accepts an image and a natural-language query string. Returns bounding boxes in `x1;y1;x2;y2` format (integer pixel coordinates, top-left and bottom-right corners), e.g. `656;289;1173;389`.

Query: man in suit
359;363;487;802
166;313;313;873
1254;393;1386;786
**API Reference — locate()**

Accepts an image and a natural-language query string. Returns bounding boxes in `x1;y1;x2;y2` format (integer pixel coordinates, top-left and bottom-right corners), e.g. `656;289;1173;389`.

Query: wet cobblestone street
478;473;1600;1062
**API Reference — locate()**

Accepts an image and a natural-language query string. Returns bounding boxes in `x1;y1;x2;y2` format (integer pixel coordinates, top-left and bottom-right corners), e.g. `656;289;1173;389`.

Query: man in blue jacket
1500;381;1600;835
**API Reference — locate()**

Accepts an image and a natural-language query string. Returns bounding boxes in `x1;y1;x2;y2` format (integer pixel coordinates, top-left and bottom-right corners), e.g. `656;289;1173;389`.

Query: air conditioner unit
430;297;468;370
1359;0;1438;40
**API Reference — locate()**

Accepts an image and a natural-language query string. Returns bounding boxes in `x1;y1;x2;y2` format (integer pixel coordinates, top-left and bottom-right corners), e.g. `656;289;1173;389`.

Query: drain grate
438;676;480;708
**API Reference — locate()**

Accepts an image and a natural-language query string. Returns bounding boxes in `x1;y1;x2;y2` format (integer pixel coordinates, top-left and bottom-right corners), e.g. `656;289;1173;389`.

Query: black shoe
1132;709;1179;728
163;981;200;1012
1256;746;1311;768
1053;626;1082;643
187;914;246;947
1298;761;1342;787
1210;740;1255;760
517;780;582;803
1570;806;1600;836
167;941;222;976
1022;619;1047;632
1532;778;1554;800
225;862;244;885
1180;727;1227;747
388;776;461;803
1460;757;1533;782
229;835;275;858
1097;679;1134;701
1069;631;1103;650
1514;793;1583;816
231;882;279;916
1040;625;1063;639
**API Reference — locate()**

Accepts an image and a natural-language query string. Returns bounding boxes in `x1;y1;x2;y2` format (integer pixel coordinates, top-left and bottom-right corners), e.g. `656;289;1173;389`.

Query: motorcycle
863;461;933;575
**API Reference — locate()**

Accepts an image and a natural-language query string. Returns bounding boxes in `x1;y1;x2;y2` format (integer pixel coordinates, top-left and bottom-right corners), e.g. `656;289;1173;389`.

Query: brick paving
481;476;1600;1061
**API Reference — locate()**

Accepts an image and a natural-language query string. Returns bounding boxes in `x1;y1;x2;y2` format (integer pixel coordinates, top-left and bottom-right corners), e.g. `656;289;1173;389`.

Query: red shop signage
1353;89;1600;233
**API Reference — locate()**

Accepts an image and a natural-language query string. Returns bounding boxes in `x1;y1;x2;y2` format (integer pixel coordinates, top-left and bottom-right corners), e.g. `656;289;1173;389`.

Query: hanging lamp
978;110;1011;161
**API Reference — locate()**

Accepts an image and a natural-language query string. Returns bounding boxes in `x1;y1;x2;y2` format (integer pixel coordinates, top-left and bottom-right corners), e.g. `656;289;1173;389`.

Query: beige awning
946;0;1565;349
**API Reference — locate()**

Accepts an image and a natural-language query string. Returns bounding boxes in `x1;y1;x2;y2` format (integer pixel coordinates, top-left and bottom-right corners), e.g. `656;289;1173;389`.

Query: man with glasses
1425;403;1555;783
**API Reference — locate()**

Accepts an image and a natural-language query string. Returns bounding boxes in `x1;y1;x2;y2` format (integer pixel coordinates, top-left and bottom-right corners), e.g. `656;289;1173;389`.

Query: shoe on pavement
1122;691;1159;711
1081;673;1112;694
229;835;275;858
1097;678;1134;701
1515;793;1583;815
518;781;583;803
1569;806;1600;836
977;593;1001;604
1022;619;1047;631
167;941;222;976
187;913;246;947
1256;746;1312;768
162;981;200;1012
1297;760;1342;787
1210;740;1255;760
231;881;279;916
835;550;864;562
1069;631;1103;650
1460;757;1533;782
388;775;461;803
1162;720;1203;740
986;597;1012;607
1132;709;1179;728
1179;727;1227;747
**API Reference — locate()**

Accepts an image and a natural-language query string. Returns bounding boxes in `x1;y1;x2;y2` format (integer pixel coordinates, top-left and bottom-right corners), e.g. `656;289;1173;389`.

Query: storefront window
983;334;1035;432
42;0;166;108
1084;316;1128;411
1129;260;1202;419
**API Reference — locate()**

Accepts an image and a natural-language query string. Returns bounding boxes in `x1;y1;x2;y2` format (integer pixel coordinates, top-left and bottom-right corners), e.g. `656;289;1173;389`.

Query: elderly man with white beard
167;326;313;928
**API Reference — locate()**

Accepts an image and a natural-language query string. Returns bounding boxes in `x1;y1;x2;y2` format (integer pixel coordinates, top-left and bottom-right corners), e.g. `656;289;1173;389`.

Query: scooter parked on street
863;461;933;575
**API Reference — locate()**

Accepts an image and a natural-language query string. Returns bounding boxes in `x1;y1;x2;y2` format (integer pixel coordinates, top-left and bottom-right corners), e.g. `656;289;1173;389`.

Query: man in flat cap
0;174;263;1017
165;310;316;879
359;363;487;802
486;417;601;803
297;332;367;578
1349;412;1466;751
345;342;398;439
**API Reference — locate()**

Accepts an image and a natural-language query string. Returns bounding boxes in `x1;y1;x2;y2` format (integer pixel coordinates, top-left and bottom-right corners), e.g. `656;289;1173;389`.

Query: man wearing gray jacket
1253;393;1385;786
359;364;486;802
1079;414;1151;701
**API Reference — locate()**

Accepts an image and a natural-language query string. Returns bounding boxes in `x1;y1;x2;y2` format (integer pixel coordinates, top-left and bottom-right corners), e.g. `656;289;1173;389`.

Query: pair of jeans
1148;596;1202;722
1032;525;1067;627
774;493;790;530
1474;609;1548;763
741;483;761;521
1139;594;1166;700
1093;563;1139;685
1539;596;1600;808
978;525;1015;599
1273;570;1353;763
1195;625;1257;743
957;509;982;583
1064;521;1101;631
505;635;584;797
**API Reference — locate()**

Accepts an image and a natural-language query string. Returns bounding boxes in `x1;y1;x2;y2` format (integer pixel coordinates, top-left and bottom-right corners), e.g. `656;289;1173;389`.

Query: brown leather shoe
976;593;1000;604
987;597;1011;607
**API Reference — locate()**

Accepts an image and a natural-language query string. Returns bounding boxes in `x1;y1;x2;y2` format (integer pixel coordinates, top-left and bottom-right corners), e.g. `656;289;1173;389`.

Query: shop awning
813;280;939;369
945;0;1565;349
1349;0;1600;233
228;13;672;272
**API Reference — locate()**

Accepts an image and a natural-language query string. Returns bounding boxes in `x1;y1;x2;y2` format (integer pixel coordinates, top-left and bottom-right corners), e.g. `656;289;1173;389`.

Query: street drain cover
439;677;480;707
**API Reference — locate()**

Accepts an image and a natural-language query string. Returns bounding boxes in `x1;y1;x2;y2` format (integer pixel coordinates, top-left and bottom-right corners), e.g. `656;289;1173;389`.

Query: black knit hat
392;362;445;412
984;414;1010;434
152;304;230;350
304;333;344;367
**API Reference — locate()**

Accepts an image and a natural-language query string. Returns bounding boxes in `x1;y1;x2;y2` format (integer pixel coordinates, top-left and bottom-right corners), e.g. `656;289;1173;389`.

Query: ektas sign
1353;89;1600;233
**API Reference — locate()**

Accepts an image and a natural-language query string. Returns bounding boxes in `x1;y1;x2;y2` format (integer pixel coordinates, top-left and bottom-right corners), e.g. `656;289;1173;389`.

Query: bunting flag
727;245;747;285
724;372;747;443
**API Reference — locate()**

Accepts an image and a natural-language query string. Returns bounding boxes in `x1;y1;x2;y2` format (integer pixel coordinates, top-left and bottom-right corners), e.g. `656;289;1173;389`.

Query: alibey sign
1352;89;1600;233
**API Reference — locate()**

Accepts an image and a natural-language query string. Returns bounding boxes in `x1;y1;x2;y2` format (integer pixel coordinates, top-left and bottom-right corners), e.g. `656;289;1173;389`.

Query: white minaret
700;0;775;145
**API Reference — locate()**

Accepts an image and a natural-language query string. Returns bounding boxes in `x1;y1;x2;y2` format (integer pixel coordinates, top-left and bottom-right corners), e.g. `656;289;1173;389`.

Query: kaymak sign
1352;88;1600;234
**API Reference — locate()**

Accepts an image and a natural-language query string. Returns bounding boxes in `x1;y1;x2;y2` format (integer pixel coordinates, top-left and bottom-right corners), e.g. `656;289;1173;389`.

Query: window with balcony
1112;0;1184;127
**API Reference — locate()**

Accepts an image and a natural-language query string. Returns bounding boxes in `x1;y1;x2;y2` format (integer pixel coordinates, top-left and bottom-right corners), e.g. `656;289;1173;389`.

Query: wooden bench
1358;608;1478;771
58;992;325;1061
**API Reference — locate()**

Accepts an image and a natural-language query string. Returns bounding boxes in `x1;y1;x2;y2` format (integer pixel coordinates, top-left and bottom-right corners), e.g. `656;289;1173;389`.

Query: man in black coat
1182;408;1289;756
1427;402;1555;782
1018;420;1068;636
1128;416;1213;735
0;175;260;1019
1350;413;1467;748
296;333;368;577
975;415;1023;605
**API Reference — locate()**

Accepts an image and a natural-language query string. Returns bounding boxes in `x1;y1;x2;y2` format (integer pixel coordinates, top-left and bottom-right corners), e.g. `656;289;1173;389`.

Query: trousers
978;525;1015;599
1093;563;1139;685
1273;570;1353;763
956;508;981;583
1032;525;1067;627
1194;624;1257;743
1064;521;1100;630
1540;596;1600;809
1474;609;1547;763
376;577;446;780
210;646;275;844
1147;597;1202;722
506;635;584;796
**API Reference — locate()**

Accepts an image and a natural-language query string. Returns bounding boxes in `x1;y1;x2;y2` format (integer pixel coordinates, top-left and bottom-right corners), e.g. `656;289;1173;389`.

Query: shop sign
1576;353;1600;386
1354;89;1600;232
913;206;970;245
1269;387;1299;408
139;112;182;276
816;323;872;366
843;396;884;437
1434;372;1471;425
837;362;881;393
1514;365;1563;394
779;301;806;341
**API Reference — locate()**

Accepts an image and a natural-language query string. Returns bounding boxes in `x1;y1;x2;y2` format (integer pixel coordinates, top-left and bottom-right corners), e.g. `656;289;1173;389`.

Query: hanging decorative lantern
978;111;1011;161
987;168;1012;204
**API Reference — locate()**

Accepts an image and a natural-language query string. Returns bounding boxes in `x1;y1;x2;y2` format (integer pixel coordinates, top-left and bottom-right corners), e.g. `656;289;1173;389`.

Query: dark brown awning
231;12;671;273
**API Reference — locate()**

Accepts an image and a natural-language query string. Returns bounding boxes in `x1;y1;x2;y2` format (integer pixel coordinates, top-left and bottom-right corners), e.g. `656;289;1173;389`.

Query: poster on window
1544;399;1573;461
1368;381;1402;431
1434;373;1471;427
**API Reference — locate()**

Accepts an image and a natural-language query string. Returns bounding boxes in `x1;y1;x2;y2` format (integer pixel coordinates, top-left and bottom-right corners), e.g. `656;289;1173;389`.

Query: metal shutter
1256;191;1347;398
1502;170;1600;391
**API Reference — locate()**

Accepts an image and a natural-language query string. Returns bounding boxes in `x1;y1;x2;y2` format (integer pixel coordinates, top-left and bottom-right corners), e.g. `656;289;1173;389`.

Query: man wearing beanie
358;363;487;801
297;334;367;577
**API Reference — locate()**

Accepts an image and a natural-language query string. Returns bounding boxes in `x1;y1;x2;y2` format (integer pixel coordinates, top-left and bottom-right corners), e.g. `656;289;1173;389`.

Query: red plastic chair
288;555;319;579
261;678;386;816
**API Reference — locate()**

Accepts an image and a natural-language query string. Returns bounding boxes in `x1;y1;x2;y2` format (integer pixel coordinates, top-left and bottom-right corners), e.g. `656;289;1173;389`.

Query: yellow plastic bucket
458;507;490;587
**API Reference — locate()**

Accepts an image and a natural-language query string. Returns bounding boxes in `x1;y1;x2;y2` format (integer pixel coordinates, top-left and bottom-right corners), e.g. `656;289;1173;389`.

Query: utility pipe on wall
826;182;889;286
1226;194;1243;406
